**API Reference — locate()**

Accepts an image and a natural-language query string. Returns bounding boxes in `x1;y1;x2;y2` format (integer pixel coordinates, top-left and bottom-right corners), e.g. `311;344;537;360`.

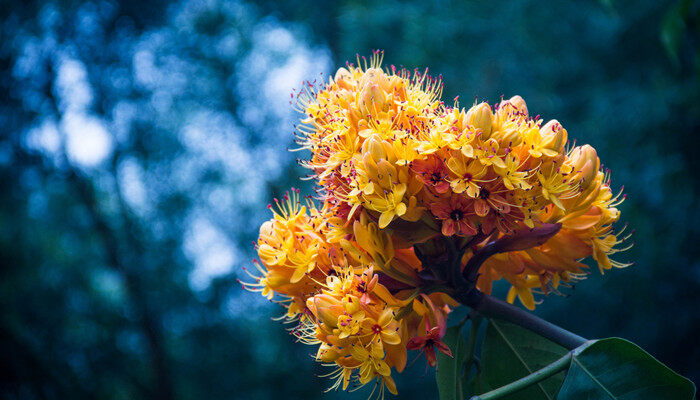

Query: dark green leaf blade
558;338;696;400
481;318;568;400
436;325;467;400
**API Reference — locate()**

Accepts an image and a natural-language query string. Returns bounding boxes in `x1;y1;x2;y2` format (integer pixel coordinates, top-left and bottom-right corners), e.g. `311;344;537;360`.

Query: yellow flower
362;307;402;346
351;343;391;383
495;152;533;191
446;153;487;197
506;275;541;310
337;310;365;339
472;138;506;168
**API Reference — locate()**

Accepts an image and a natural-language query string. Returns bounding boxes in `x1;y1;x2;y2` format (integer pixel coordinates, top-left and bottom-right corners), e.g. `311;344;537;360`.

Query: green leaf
436;325;467;400
481;318;568;400
558;338;696;400
467;371;492;399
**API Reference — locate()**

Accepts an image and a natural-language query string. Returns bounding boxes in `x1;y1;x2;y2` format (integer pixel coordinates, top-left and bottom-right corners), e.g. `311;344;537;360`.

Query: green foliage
463;331;695;400
436;325;468;400
481;319;568;400
661;0;699;65
558;338;697;400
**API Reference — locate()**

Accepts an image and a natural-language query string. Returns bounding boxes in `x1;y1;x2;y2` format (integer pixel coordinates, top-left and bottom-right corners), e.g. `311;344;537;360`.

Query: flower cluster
244;52;629;397
244;192;455;397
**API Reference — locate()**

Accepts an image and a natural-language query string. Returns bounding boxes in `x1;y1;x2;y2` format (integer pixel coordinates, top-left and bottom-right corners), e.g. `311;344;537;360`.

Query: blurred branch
61;158;175;400
44;64;175;400
65;166;175;400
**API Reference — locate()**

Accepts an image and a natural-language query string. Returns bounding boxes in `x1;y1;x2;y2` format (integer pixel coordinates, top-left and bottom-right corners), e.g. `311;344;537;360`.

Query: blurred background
1;0;698;399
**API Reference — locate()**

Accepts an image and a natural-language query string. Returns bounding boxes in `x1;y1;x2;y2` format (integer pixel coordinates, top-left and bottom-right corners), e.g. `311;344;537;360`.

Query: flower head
245;51;630;397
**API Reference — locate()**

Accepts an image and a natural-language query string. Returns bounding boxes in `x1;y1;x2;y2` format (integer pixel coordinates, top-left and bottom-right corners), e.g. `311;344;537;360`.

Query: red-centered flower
473;180;511;217
430;195;477;236
406;325;452;367
412;156;451;194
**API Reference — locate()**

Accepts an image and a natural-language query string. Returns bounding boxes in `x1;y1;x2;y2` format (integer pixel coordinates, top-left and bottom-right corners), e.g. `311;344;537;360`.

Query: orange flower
430;195;478;237
406;322;452;367
412;156;450;194
473;180;512;218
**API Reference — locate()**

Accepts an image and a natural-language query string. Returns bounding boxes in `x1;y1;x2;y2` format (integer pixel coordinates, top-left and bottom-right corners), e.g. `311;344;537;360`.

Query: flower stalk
465;291;586;350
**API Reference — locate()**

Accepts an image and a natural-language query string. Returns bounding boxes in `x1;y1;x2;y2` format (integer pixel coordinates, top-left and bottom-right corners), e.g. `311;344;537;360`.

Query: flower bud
333;68;354;90
496;95;528;122
569;145;599;190
359;82;386;115
362;135;386;162
307;294;342;328
466;102;493;138
506;95;528;116
259;220;274;237
540;119;568;154
359;67;382;87
378;70;392;93
335;67;351;80
388;76;407;99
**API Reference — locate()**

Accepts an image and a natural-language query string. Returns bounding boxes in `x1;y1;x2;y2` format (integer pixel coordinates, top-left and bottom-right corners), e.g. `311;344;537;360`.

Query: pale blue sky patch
184;214;239;292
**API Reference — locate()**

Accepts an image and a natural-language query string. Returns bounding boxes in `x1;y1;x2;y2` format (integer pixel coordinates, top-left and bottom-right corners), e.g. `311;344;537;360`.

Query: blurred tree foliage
0;0;698;399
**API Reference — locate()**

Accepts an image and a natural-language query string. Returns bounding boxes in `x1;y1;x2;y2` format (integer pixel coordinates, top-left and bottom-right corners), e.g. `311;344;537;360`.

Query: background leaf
558;338;697;400
481;318;568;400
436;325;467;400
661;1;687;65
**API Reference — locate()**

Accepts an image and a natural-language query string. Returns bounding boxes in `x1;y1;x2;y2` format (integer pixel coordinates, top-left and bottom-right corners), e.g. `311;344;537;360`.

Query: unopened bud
360;67;382;86
363;135;386;162
259;220;274;236
308;294;342;328
334;67;352;82
466;102;494;138
540;120;567;154
388;76;407;99
506;95;528;116
359;82;386;115
334;67;354;90
569;145;599;190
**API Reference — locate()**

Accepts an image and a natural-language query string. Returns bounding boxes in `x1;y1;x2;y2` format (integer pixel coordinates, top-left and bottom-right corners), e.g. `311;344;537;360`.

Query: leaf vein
493;321;552;400
571;357;617;400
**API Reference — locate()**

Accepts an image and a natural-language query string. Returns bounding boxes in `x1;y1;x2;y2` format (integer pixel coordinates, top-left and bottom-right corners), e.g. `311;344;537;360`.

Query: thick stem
470;352;573;400
467;291;586;350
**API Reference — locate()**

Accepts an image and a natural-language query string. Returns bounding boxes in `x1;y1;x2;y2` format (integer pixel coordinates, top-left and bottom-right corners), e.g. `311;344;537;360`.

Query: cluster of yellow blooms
244;52;629;397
